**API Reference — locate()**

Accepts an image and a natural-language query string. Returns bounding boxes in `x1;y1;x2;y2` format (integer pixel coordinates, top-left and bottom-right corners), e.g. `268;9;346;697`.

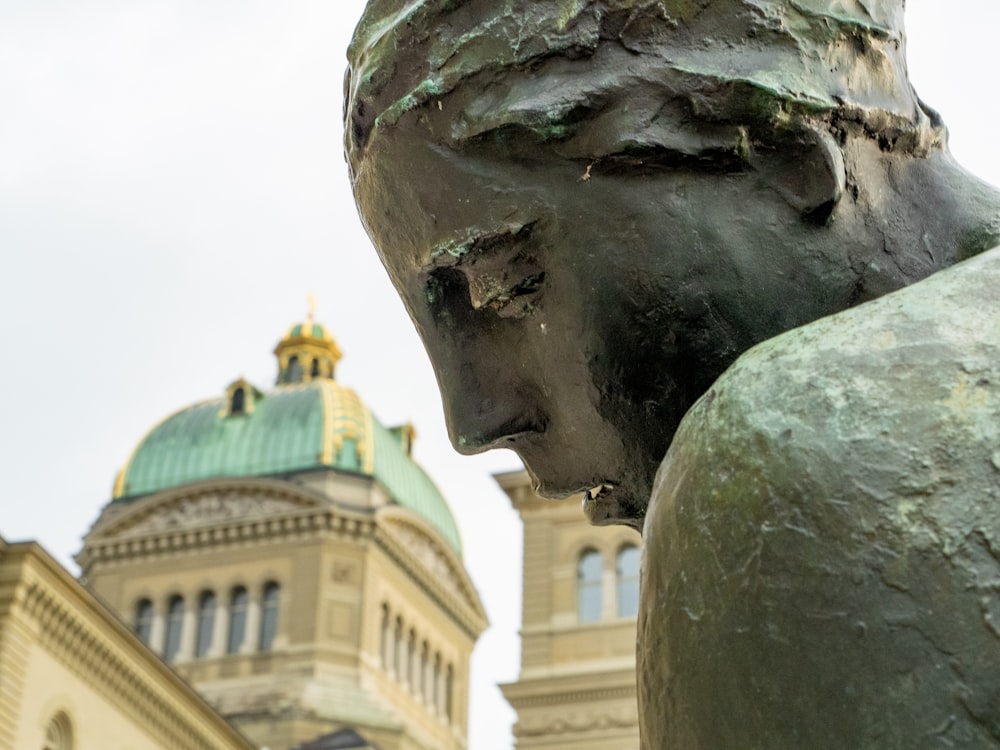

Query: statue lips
506;432;629;522
484;426;597;493
582;482;619;520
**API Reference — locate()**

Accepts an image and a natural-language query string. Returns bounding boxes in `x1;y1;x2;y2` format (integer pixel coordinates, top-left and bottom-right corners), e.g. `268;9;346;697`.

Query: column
241;594;261;654
209;600;228;658
419;643;429;703
458;655;469;733
395;623;408;682
380;607;392;669
409;634;420;693
149;608;166;656
436;659;447;717
385;618;396;676
176;605;197;662
423;647;434;706
602;565;616;620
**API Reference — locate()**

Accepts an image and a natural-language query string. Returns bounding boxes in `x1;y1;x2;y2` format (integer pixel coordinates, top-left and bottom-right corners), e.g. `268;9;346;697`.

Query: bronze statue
345;1;1000;746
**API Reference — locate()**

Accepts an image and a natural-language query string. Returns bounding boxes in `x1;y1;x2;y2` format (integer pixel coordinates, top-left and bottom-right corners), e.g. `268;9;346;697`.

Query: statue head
345;0;964;528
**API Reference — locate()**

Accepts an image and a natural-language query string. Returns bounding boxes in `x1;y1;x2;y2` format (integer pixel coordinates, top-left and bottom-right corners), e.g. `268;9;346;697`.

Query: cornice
375;510;488;641
513;705;638;738
502;670;639;741
80;506;376;573
87;476;334;538
501;682;636;709
520;618;638;636
77;481;489;645
77;480;377;575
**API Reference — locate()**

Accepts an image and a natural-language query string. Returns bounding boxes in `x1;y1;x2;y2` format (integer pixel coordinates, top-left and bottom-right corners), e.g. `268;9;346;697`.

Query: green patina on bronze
346;0;927;170
346;0;1000;746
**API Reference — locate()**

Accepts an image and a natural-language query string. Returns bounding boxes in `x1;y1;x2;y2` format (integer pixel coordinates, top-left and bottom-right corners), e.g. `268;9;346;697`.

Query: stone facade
0;536;253;750
78;473;487;750
496;471;640;750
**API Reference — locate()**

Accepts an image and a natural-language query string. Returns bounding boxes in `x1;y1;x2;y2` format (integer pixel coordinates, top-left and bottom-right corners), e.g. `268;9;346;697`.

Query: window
445;664;454;721
164;595;184;662
227;586;248;654
616;545;641;618
134;598;153;645
230;387;246;415
43;711;73;750
287;356;303;383
195;591;216;657
310;358;321;377
258;582;280;652
420;641;429;701
432;652;442;714
578;549;603;623
394;617;405;677
407;629;417;690
380;604;391;669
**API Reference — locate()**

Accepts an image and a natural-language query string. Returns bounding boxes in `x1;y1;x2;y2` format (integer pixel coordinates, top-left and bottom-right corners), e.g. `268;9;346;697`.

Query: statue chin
640;249;1000;749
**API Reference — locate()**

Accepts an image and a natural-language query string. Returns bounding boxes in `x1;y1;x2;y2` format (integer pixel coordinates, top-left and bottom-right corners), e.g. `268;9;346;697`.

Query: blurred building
0;535;254;750
75;316;488;750
496;472;640;749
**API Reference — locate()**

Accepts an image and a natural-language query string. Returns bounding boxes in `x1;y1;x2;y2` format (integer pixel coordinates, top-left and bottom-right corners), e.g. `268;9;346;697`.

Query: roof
288;322;331;340
111;321;463;555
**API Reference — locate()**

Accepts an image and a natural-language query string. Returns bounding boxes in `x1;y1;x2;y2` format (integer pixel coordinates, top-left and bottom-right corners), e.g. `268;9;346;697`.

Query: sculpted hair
345;0;945;171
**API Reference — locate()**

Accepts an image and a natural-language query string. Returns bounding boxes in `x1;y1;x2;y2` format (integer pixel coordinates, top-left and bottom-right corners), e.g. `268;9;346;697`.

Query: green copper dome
112;321;462;554
289;322;327;339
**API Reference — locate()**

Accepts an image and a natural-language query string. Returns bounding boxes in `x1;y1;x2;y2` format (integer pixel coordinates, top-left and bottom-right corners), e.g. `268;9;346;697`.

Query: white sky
1;3;998;749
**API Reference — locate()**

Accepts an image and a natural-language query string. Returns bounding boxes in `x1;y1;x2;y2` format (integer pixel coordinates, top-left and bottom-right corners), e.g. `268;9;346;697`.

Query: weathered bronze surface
345;2;1000;746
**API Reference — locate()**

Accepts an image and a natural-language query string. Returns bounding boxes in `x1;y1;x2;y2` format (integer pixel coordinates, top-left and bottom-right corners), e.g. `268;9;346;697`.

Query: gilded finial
274;298;341;385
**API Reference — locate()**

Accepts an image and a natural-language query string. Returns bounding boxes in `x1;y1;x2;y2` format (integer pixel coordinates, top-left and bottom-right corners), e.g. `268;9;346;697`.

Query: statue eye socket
592;145;748;177
425;223;545;320
427;262;545;321
466;267;545;318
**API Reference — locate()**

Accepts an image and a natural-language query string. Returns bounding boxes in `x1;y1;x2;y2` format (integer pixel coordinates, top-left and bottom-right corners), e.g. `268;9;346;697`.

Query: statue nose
448;412;545;454
438;365;544;454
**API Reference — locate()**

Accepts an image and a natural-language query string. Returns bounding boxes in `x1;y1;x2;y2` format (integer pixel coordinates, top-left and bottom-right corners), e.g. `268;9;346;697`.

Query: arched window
578;549;603;623
230;387;246;415
310;358;321;377
134;598;153;645
394;617;405;678
287;356;303;383
407;629;418;690
258;582;280;652
616;545;641;618
43;711;73;750
445;664;455;721
195;591;216;658
420;641;429;702
380;604;391;669
164;595;184;662
432;652;442;714
227;586;248;654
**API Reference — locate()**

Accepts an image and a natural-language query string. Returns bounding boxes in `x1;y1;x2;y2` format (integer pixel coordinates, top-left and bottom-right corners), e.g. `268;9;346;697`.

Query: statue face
351;64;860;527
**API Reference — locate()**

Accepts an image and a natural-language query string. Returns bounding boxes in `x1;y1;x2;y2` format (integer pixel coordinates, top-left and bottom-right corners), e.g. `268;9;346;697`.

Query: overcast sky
2;3;999;749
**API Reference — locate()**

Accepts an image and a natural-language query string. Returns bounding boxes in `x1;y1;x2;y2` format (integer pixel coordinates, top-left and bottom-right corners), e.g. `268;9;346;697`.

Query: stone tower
496;470;640;749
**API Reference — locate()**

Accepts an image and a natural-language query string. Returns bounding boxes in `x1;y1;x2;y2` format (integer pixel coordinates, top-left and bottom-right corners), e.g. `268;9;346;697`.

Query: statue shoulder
641;248;1000;749
651;246;1000;533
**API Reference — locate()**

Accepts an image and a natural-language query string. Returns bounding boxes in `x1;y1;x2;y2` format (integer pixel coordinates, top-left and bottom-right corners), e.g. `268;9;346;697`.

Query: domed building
78;315;488;750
